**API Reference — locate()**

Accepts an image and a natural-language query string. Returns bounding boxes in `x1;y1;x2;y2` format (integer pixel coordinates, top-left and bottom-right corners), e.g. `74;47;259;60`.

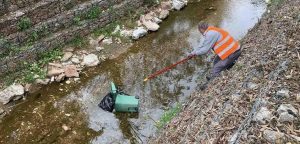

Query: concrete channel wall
0;0;143;76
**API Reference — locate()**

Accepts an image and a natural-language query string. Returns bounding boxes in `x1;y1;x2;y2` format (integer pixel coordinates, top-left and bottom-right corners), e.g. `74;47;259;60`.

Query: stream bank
153;0;300;143
0;0;268;143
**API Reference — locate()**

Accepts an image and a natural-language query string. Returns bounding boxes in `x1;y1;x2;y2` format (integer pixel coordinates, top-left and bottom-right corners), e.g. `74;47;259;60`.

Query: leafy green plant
156;103;181;129
143;0;160;6
93;21;120;37
84;6;101;19
37;48;63;66
28;31;38;43
17;17;32;31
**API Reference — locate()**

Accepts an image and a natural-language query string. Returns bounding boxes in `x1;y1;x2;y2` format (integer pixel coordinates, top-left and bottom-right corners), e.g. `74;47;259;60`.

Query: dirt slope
151;0;300;143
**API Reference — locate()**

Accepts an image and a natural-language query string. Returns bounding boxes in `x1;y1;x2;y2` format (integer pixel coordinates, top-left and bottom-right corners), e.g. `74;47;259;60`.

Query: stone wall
0;0;143;77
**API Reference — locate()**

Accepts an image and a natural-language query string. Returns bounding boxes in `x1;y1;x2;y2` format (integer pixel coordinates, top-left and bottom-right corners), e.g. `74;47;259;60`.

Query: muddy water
0;0;266;143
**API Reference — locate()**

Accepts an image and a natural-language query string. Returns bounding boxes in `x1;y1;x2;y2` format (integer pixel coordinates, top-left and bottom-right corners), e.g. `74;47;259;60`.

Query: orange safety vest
205;26;240;60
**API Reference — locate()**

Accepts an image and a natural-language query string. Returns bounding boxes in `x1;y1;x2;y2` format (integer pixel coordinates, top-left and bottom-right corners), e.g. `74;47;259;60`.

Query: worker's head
198;22;209;35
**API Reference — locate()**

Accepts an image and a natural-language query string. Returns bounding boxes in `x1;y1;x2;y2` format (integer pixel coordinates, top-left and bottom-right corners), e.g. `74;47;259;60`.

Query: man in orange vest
190;22;242;82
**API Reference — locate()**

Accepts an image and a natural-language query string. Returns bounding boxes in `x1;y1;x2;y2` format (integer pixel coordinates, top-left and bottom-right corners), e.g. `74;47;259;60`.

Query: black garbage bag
98;93;115;112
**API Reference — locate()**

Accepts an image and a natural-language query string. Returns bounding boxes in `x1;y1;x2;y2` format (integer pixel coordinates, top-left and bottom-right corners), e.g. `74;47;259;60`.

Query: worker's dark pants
211;49;242;78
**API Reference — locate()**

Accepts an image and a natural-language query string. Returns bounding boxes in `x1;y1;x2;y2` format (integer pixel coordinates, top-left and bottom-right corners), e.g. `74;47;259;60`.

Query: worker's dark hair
198;21;209;30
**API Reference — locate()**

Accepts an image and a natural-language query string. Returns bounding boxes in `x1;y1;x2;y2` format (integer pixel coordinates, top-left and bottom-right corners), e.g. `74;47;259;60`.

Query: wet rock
24;83;31;92
0;108;6;119
276;89;290;98
263;130;284;143
55;73;66;82
277;104;298;115
172;0;187;11
64;65;79;78
74;78;80;82
278;112;295;122
35;79;50;85
71;57;80;64
132;27;147;39
61;52;73;62
253;107;272;124
102;38;113;45
161;1;172;10
153;17;162;24
62;124;71;131
83;54;100;67
143;21;160;31
50;76;55;82
0;108;4;115
65;80;71;84
0;84;25;104
159;10;169;19
47;68;64;77
96;46;104;52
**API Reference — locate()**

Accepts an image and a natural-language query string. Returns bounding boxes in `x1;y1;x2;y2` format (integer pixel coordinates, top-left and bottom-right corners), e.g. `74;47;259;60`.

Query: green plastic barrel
110;82;139;112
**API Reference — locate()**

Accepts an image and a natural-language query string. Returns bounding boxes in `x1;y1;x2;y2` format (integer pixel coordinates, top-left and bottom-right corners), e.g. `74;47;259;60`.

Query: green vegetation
17;17;32;31
92;21;121;37
73;16;82;26
156;103;181;129
22;48;63;83
143;0;160;6
84;6;101;19
69;35;88;48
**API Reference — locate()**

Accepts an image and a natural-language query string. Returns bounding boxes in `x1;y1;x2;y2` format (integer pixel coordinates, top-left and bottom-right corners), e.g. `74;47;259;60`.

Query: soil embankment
152;0;300;143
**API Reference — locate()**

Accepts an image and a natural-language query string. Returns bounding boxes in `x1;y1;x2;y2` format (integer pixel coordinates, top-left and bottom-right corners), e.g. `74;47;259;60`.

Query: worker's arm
191;31;219;56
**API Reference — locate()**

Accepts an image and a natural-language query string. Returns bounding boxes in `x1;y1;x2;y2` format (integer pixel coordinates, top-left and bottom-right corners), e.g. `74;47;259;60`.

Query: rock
66;80;71;84
278;112;295;122
35;79;50;85
62;124;71;131
172;0;187;11
137;20;142;27
47;68;64;77
102;38;113;45
297;93;300;102
132;27;147;40
112;25;121;34
159;10;169;19
161;1;172;10
64;47;75;52
74;78;80;82
71;57;80;64
24;83;32;92
61;52;73;62
0;108;4;115
263;130;284;143
153;17;162;24
246;82;258;89
64;65;79;78
277;104;298;115
49;63;63;68
276;89;290;98
97;35;105;43
55;73;66;82
120;29;133;37
96;46;104;52
143;21;160;31
253;107;272;124
83;54;100;67
0;84;25;104
50;76;55;82
231;93;241;102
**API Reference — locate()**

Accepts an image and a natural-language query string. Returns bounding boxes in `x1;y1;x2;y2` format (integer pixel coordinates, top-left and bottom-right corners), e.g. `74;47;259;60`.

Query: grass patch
156;103;181;129
84;6;101;19
17;17;32;31
69;35;88;48
92;21;121;37
21;48;63;83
